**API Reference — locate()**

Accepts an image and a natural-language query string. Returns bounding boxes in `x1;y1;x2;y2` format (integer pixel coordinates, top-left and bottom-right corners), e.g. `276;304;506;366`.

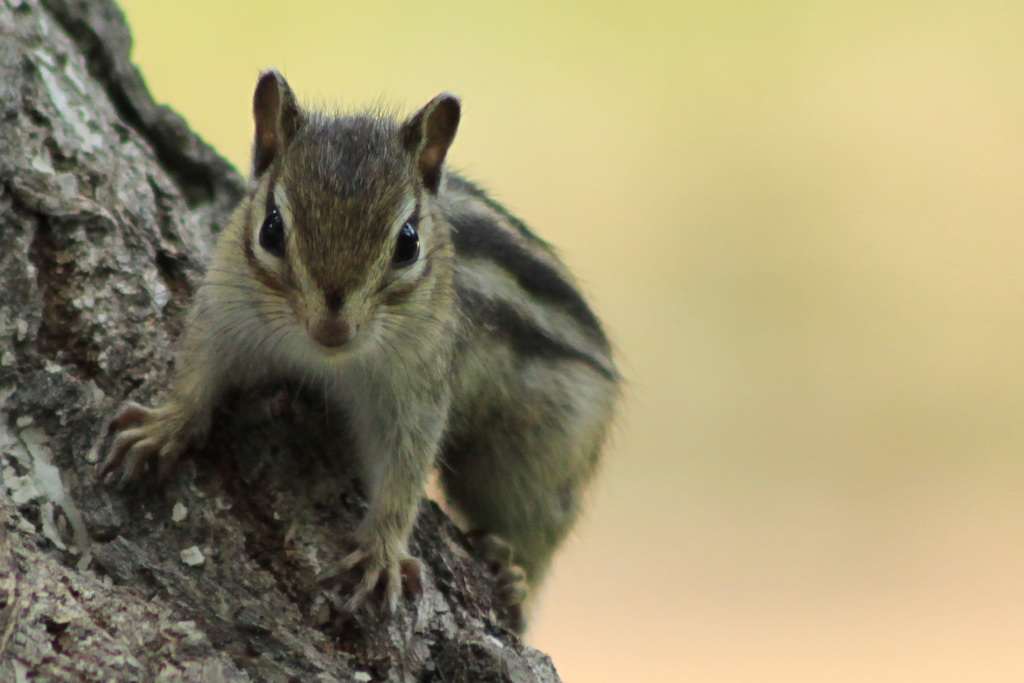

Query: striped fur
442;175;615;379
435;175;619;593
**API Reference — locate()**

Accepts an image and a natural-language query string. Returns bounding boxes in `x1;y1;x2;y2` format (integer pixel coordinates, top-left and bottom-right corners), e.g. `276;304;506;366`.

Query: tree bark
0;1;560;680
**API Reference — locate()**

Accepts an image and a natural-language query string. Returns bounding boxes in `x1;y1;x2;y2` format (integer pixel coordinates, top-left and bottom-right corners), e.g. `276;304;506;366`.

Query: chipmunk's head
241;70;459;358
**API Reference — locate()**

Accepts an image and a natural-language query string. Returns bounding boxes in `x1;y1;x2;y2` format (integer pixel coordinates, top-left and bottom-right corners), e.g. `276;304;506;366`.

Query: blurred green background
118;1;1024;680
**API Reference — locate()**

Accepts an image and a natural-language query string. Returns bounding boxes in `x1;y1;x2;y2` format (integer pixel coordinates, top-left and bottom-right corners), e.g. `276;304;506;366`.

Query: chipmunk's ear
402;93;460;194
252;70;301;178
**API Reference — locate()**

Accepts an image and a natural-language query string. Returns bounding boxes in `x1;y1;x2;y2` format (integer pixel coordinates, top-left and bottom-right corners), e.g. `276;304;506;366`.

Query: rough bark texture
0;0;560;680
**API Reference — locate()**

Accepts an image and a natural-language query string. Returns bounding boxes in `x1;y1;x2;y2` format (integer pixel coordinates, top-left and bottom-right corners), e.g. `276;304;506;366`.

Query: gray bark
0;0;560;680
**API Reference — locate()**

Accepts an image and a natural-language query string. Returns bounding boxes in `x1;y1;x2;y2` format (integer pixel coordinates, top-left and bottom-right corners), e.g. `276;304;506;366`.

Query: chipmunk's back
440;174;616;383
436;173;619;607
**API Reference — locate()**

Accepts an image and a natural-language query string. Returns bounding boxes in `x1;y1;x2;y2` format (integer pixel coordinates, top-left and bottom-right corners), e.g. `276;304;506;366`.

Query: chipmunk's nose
309;317;352;348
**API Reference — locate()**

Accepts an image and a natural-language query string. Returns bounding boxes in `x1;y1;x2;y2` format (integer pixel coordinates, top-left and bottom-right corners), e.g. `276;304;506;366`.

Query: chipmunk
98;70;619;632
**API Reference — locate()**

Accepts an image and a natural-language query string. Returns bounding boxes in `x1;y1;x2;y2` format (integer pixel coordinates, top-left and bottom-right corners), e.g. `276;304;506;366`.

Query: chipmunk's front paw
97;402;190;488
321;543;423;615
467;531;529;633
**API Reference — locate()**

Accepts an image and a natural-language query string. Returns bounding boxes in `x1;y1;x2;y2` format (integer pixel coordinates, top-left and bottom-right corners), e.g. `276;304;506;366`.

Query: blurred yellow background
117;1;1024;680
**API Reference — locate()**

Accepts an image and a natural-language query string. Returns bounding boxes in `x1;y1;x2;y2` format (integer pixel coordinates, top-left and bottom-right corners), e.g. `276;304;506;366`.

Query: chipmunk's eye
393;221;419;267
260;199;285;257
